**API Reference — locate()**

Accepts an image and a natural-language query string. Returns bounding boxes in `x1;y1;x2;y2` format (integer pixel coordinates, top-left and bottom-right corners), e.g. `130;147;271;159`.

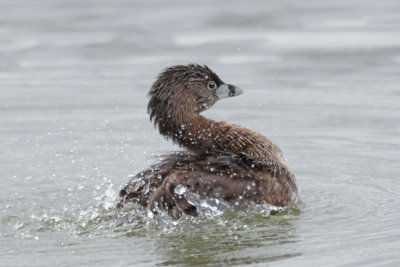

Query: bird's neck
163;112;220;153
158;111;290;173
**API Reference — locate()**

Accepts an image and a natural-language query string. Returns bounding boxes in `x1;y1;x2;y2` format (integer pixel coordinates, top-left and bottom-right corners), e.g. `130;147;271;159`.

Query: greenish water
1;0;400;266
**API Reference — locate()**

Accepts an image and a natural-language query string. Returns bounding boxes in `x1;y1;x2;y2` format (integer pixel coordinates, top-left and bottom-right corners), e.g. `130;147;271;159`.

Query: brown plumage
119;64;299;218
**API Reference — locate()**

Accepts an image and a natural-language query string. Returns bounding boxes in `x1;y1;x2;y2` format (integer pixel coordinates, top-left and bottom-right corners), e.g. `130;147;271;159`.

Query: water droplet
15;222;24;230
147;210;154;218
174;184;187;195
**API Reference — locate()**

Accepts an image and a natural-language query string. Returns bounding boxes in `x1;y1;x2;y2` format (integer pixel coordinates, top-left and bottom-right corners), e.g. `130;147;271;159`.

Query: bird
118;64;299;219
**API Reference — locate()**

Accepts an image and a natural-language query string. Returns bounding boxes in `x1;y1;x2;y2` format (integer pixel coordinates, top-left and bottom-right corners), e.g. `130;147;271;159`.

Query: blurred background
1;0;400;266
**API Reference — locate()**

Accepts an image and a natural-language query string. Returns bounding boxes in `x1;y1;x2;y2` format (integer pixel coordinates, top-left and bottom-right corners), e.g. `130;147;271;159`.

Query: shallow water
1;0;400;266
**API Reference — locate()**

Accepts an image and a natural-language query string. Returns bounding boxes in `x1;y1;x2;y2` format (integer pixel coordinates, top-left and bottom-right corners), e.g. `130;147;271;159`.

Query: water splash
7;179;298;242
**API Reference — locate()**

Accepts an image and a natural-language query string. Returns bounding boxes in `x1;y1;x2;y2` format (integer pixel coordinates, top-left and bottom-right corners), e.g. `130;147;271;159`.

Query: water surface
1;0;400;266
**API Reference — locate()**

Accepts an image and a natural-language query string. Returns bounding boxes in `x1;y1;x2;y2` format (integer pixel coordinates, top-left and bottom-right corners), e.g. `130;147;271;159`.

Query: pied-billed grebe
119;64;299;218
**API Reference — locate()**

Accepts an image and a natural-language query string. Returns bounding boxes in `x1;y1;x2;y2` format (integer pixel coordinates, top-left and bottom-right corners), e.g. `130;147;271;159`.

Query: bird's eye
207;81;217;90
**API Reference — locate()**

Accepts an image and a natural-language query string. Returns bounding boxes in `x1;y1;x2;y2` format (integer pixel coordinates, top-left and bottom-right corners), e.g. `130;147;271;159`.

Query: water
1;0;400;266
